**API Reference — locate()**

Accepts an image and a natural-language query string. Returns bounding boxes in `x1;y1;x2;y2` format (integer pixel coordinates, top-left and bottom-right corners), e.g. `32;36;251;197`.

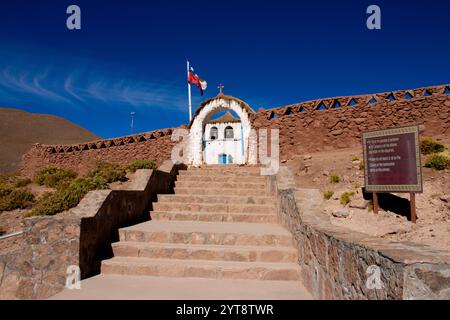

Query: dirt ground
285;135;450;251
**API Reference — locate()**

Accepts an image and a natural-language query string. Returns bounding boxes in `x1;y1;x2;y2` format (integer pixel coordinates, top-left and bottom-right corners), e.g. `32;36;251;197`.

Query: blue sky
0;0;449;138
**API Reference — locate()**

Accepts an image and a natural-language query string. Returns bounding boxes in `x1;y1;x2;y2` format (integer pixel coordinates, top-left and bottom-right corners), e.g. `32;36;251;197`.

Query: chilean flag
188;66;207;96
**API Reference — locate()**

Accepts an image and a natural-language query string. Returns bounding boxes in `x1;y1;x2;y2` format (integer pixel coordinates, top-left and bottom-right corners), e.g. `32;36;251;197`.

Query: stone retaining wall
20;84;450;177
0;160;185;299
253;84;450;160
272;168;450;299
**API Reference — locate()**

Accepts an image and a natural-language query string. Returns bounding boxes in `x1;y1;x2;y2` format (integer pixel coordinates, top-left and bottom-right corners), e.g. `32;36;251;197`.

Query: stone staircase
51;165;311;299
100;165;303;282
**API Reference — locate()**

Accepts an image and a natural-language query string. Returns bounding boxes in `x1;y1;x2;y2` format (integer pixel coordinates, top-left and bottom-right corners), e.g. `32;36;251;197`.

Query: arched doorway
188;93;256;166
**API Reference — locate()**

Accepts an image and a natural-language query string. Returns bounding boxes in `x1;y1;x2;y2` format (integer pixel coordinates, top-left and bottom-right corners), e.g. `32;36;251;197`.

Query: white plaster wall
189;98;255;166
204;122;244;164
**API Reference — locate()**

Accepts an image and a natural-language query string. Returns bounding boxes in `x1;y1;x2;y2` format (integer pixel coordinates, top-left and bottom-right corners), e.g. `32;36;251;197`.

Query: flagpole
187;60;192;122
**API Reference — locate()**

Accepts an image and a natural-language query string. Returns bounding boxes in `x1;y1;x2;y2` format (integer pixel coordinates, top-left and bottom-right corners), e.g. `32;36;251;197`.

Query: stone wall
0;161;185;299
20;84;450;177
252;84;450;161
272;168;450;300
21;128;177;178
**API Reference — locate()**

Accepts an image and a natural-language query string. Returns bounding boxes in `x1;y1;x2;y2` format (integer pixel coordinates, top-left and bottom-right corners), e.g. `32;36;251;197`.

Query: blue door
219;154;227;164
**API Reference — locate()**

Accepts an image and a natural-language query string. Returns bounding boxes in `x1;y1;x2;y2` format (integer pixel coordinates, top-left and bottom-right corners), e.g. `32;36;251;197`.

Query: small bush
420;138;445;155
14;178;31;188
34;167;77;188
0;228;5;236
367;200;374;212
0;189;35;211
351;155;359;161
425;154;450;171
0;183;14;197
29;176;108;216
329;174;341;184
340;191;355;206
323;191;334;200
88;162;127;183
126;159;157;173
359;162;365;171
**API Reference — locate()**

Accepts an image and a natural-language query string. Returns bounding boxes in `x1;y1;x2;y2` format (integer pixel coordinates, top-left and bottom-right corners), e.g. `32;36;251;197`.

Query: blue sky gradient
0;0;449;138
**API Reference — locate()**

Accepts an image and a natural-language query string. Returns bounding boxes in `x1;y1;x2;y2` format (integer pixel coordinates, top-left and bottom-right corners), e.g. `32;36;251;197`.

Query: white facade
189;96;256;166
204;122;244;164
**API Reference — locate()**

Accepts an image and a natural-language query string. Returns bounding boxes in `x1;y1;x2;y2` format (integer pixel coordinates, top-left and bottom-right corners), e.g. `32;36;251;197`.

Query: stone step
157;194;275;205
112;242;297;263
152;202;276;214
174;187;267;196
119;221;294;247
151;211;278;224
175;181;267;190
101;256;301;281
177;175;266;183
50;275;312;300
179;169;262;177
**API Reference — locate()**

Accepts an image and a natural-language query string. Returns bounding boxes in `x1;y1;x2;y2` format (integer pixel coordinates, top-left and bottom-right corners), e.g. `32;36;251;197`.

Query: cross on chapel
218;83;224;94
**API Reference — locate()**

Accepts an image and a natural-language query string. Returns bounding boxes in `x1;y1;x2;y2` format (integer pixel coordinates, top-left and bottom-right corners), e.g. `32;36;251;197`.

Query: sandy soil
285;135;450;251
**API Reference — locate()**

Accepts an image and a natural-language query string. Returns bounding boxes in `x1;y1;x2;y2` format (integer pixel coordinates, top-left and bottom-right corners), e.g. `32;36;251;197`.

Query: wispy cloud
0;68;69;103
0;66;187;111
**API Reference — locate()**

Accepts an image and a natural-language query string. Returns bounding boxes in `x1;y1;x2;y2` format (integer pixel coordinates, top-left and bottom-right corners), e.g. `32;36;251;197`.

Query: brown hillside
0;108;99;173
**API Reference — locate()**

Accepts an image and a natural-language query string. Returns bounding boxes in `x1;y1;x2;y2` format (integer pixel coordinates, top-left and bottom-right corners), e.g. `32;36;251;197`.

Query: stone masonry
20;84;450;177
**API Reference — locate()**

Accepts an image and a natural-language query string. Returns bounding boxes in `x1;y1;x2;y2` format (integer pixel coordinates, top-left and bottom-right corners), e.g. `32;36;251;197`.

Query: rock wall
0;161;185;299
271;169;450;300
20;84;450;177
252;84;450;160
21;128;177;178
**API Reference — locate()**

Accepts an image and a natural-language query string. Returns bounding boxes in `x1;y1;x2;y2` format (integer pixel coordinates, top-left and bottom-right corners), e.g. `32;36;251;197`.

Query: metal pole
187;60;192;122
130;112;135;135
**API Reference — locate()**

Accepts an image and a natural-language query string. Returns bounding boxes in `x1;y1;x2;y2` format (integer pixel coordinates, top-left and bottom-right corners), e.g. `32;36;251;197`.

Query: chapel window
225;126;234;139
210;127;218;140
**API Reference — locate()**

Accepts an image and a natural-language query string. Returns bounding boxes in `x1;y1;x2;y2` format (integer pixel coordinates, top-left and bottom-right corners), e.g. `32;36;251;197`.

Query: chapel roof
206;111;240;124
188;93;255;128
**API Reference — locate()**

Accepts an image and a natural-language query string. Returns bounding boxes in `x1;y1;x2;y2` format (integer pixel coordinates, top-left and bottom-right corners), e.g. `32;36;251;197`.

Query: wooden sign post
373;192;379;214
362;126;422;223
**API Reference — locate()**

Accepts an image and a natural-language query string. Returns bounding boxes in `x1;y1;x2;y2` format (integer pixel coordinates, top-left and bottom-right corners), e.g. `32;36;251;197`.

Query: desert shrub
420;138;445;155
14;178;31;188
29;176;108;216
340;191;355;206
359;162;365;171
351;155;360;161
425;154;450;171
34;167;77;188
323;191;334;200
329;174;341;184
88;162;127;183
126;159;157;173
0;228;5;236
367;200;374;212
0;189;35;211
0;183;14;197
